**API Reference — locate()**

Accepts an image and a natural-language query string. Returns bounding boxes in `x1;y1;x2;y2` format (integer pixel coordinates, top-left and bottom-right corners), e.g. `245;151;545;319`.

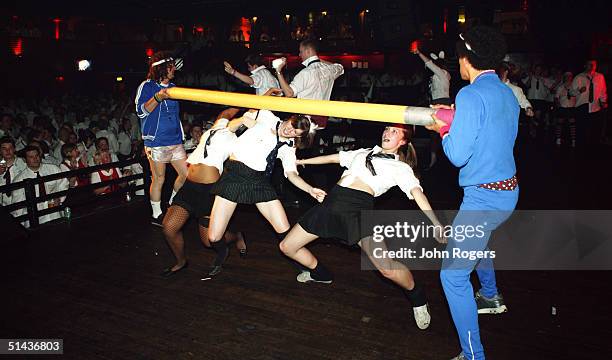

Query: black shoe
160;262;188;278
237;232;247;259
151;214;164;227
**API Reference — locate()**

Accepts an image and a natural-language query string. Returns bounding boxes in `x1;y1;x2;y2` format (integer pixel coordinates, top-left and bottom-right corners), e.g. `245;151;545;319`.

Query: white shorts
145;144;186;163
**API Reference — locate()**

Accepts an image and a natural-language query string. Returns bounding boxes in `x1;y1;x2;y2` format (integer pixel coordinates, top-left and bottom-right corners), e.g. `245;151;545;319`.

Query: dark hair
497;61;510;76
23;145;41;157
147;51;174;82
27;129;42;143
456;26;507;71
245;54;264;67
300;38;319;53
61;143;77;160
288;115;316;149
0;136;15;147
29;139;49;155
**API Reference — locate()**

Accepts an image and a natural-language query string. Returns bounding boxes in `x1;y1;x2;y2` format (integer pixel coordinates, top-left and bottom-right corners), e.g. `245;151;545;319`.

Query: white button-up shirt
230;110;298;177
425;61;451;101
572;71;607;113
250;66;280;96
337;146;422;199
504;80;532;110
524;75;555;101
11;163;69;228
187;118;237;174
289;56;344;100
0;156;27;206
555;84;577;108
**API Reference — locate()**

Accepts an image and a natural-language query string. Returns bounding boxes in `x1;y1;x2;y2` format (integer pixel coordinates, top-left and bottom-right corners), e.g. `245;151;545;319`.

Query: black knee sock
210;240;229;266
276;230;309;273
404;281;427;307
310;262;333;281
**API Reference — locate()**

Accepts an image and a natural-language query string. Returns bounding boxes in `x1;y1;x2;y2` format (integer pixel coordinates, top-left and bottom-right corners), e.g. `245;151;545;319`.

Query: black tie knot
365;150;396;176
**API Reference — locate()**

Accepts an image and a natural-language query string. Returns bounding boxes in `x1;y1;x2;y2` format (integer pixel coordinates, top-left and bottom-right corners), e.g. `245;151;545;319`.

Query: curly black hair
146;51;174;82
456;26;507;71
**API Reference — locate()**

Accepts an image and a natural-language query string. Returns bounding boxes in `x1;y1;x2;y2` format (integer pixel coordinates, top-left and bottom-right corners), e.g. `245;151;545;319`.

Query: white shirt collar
301;55;320;67
250;65;266;74
372;145;399;160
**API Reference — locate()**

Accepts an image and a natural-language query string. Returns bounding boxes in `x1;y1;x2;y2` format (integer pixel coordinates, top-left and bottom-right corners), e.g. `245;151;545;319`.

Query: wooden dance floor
2;138;612;359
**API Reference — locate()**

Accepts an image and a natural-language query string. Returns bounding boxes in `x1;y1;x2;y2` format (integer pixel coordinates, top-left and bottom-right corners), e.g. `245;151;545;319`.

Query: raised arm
224;61;255;86
275;58;296;98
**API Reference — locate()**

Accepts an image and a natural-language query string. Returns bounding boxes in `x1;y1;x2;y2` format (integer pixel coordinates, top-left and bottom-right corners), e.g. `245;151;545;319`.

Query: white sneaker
413;304;431;330
296;271;332;284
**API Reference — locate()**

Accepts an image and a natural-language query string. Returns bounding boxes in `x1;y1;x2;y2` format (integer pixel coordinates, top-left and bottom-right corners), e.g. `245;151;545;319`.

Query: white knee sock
151;200;162;218
169;190;178;205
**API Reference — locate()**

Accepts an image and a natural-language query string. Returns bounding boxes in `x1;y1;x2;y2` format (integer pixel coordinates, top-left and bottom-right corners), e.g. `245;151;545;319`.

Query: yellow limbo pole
166;87;436;126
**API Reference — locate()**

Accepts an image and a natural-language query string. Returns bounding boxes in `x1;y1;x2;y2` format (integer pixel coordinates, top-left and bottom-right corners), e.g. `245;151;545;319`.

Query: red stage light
146;48;154;57
53;18;61;40
11;38;23;56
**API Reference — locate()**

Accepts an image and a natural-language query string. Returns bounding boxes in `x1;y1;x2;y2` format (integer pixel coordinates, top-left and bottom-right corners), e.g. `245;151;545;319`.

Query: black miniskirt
210;160;278;204
172;180;214;219
299;185;374;246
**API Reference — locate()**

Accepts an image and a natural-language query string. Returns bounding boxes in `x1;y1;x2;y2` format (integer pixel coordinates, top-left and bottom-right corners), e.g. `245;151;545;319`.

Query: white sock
169;190;178;205
151;201;162;218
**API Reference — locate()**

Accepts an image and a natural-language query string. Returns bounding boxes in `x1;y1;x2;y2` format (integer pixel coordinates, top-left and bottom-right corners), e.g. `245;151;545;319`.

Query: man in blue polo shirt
427;26;519;360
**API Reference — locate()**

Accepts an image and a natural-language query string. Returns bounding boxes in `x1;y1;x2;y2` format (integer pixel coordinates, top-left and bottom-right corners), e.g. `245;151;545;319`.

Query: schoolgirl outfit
171;119;236;221
299;146;422;245
210;110;298;204
135;79;186;162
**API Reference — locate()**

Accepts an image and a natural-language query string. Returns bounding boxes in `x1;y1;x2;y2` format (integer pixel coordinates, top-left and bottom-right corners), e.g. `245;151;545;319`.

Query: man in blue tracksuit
427;26;519;360
136;51;187;226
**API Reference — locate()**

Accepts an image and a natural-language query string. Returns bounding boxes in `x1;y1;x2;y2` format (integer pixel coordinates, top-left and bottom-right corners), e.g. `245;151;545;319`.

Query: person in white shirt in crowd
90;149;127;196
161;108;246;277
522;64;557;138
95;119;120;155
412;45;452;170
498;62;535;116
183;123;203;151
87;137;119;166
59;143;89;188
40;123;57;151
279;125;444;330
223;54;280;96
0;114;16;139
571;59;608;147
275;38;344;128
29;140;60;165
11;145;69;228
554;72;577;147
52;125;72;162
206;107;325;276
0;136;27;206
117;117;134;160
77;129;96;165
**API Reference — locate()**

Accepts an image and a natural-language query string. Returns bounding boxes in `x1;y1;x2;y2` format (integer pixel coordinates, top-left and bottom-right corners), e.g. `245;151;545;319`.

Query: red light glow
146;48;154;57
53;18;61;40
11;38;23;56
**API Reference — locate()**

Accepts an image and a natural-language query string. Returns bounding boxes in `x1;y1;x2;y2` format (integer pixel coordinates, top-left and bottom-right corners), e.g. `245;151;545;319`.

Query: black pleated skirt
299;185;374;245
210;160;278;204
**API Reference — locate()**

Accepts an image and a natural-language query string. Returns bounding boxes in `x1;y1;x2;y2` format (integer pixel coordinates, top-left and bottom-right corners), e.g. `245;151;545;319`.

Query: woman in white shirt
279;125;444;330
206;108;325;276
160;108;247;277
412;46;452;169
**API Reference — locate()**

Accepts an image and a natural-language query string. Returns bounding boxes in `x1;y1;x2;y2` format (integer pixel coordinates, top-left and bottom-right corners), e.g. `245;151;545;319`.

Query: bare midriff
337;176;374;196
187;163;220;184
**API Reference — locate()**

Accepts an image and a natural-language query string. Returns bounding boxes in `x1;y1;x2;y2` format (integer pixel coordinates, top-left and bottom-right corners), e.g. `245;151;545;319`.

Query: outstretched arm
296;153;340;166
286;171;326;202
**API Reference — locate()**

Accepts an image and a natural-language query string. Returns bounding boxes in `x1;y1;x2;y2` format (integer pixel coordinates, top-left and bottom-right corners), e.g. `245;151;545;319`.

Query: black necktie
588;76;594;103
536;78;540;90
203;129;218;159
3;165;11;196
264;122;293;177
567;86;571;100
35;171;46;198
365;150;396;176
